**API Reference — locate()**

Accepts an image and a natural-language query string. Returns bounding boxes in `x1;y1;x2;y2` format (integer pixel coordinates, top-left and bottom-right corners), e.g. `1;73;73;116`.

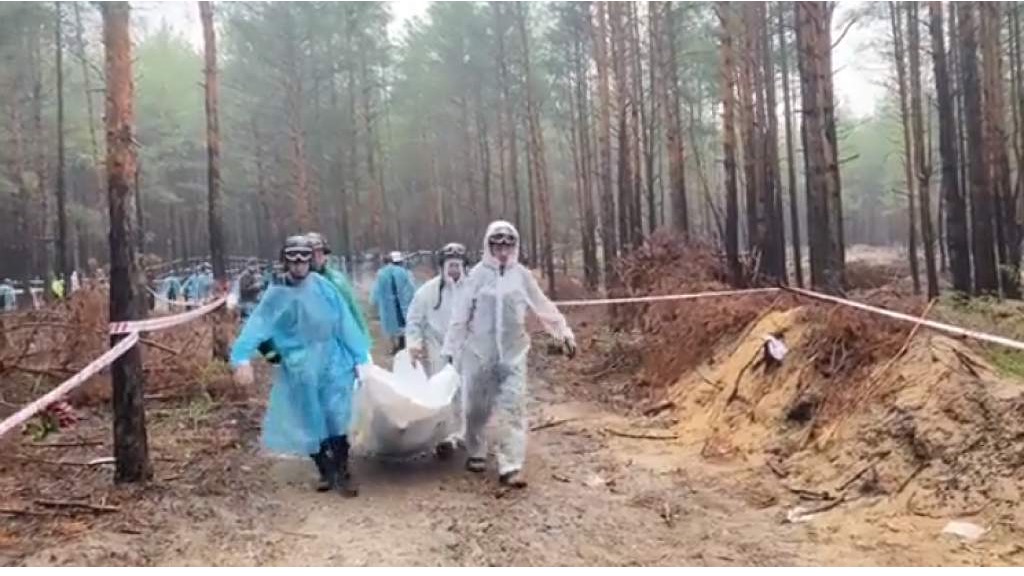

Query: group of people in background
0;270;83;312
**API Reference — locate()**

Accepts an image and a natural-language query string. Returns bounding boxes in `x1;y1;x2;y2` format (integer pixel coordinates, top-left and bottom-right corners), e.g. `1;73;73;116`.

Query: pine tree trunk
778;4;804;287
759;3;786;282
981;3;1019;298
593;2;618;286
797;1;845;294
931;2;970;293
908;2;939;299
55;2;70;283
610;2;634;253
718;2;742;286
959;3;999;294
103;1;150;484
659;2;689;238
573;4;599;289
891;3;922;295
200;1;228;360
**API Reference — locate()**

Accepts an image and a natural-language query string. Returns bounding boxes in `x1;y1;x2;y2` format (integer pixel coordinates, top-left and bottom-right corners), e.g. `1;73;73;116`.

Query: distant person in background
371;251;416;354
236;258;264;319
307;232;370;341
0;279;16;312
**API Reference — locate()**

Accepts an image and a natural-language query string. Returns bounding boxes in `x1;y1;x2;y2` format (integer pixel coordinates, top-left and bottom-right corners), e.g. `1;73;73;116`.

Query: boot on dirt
330;436;358;497
498;469;527;489
310;442;334;492
434;439;457;461
465;456;486;473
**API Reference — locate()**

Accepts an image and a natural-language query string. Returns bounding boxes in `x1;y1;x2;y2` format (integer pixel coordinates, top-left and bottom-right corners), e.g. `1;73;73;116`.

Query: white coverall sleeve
522;269;574;341
405;283;431;352
442;275;476;359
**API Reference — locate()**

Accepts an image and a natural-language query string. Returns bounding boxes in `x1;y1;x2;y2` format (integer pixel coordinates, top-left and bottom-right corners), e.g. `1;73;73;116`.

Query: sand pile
665;304;1024;517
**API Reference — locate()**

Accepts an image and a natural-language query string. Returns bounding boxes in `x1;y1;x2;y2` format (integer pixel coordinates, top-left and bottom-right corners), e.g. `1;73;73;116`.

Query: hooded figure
231;235;369;497
407;243;470;457
371;251;417;353
442;221;576;488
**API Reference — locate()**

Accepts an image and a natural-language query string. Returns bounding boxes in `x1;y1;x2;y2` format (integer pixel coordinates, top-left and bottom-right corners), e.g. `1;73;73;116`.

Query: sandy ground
4;350;1015;566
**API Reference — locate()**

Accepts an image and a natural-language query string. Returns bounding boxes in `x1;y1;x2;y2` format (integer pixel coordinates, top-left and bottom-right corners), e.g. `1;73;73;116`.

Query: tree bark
958;3;999;294
796;1;845;294
930;2;971;293
593;2;618;285
907;3;939;299
55;2;70;284
981;3;1019;298
200;1;228;360
103;1;151;484
517;2;556;293
658;2;689;238
890;3;921;295
778;3;803;287
718;2;742;286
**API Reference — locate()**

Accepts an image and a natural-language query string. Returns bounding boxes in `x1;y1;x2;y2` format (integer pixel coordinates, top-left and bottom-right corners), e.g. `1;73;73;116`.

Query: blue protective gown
230;273;370;455
0;283;16;312
370;263;416;337
160;276;183;301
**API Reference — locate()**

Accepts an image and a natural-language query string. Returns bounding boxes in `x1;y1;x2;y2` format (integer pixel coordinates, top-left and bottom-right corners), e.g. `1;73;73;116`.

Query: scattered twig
5;455;102;467
604;427;678;440
271;527;317;539
0;507;55;517
140;338;181;355
530;417;577;432
28;440;103;448
642;400;675;416
766;459;789;478
895;462;928;495
836;452;890;492
783;484;833;501
551;473;571;483
34;499;120;514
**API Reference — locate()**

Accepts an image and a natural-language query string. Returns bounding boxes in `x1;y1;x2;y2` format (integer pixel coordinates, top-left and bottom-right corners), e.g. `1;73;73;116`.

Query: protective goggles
487;232;517;246
283;248;313;263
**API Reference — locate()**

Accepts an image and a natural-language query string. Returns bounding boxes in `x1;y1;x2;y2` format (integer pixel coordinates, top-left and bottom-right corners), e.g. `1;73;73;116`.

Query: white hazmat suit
406;260;466;377
442;221;575;479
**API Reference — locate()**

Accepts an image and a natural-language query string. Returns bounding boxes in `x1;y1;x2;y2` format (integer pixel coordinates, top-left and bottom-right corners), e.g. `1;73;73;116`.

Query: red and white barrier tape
785;286;1024;352
553;287;780;307
109;296;226;334
0;332;140;439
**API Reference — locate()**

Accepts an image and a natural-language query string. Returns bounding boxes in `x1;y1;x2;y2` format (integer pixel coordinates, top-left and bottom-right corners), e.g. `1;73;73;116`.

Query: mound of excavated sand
666;305;1024;518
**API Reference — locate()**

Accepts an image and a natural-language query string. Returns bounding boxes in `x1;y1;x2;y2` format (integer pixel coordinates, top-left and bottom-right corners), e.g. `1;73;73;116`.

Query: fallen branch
271;527;317;539
530;417;577;432
642;400;675;416
140;338;181;355
34;499;120;514
766;459;789;478
783;484;833;501
29;440;103;448
0;506;55;517
895;462;929;495
836;452;890;492
604;427;678;440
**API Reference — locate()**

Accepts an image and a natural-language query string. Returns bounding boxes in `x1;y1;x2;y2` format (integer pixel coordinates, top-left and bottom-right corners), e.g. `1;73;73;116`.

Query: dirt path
8;352;1011;566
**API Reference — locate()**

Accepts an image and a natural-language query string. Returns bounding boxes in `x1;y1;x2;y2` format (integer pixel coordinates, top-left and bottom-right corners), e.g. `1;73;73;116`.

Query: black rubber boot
310;442;333;492
329;436;358;497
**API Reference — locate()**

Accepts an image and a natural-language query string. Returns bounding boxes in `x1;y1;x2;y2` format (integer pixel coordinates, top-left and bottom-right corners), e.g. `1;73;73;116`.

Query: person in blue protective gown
0;279;16;312
371;251;417;354
230;235;370;496
306;232;371;341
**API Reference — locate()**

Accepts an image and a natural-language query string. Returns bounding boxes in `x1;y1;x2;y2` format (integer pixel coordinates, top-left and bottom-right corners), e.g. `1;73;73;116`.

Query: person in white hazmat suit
406;242;470;458
441;221;577;488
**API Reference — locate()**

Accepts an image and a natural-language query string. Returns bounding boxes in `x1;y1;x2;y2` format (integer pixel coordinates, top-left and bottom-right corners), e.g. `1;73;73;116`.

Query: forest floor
2;251;1023;566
